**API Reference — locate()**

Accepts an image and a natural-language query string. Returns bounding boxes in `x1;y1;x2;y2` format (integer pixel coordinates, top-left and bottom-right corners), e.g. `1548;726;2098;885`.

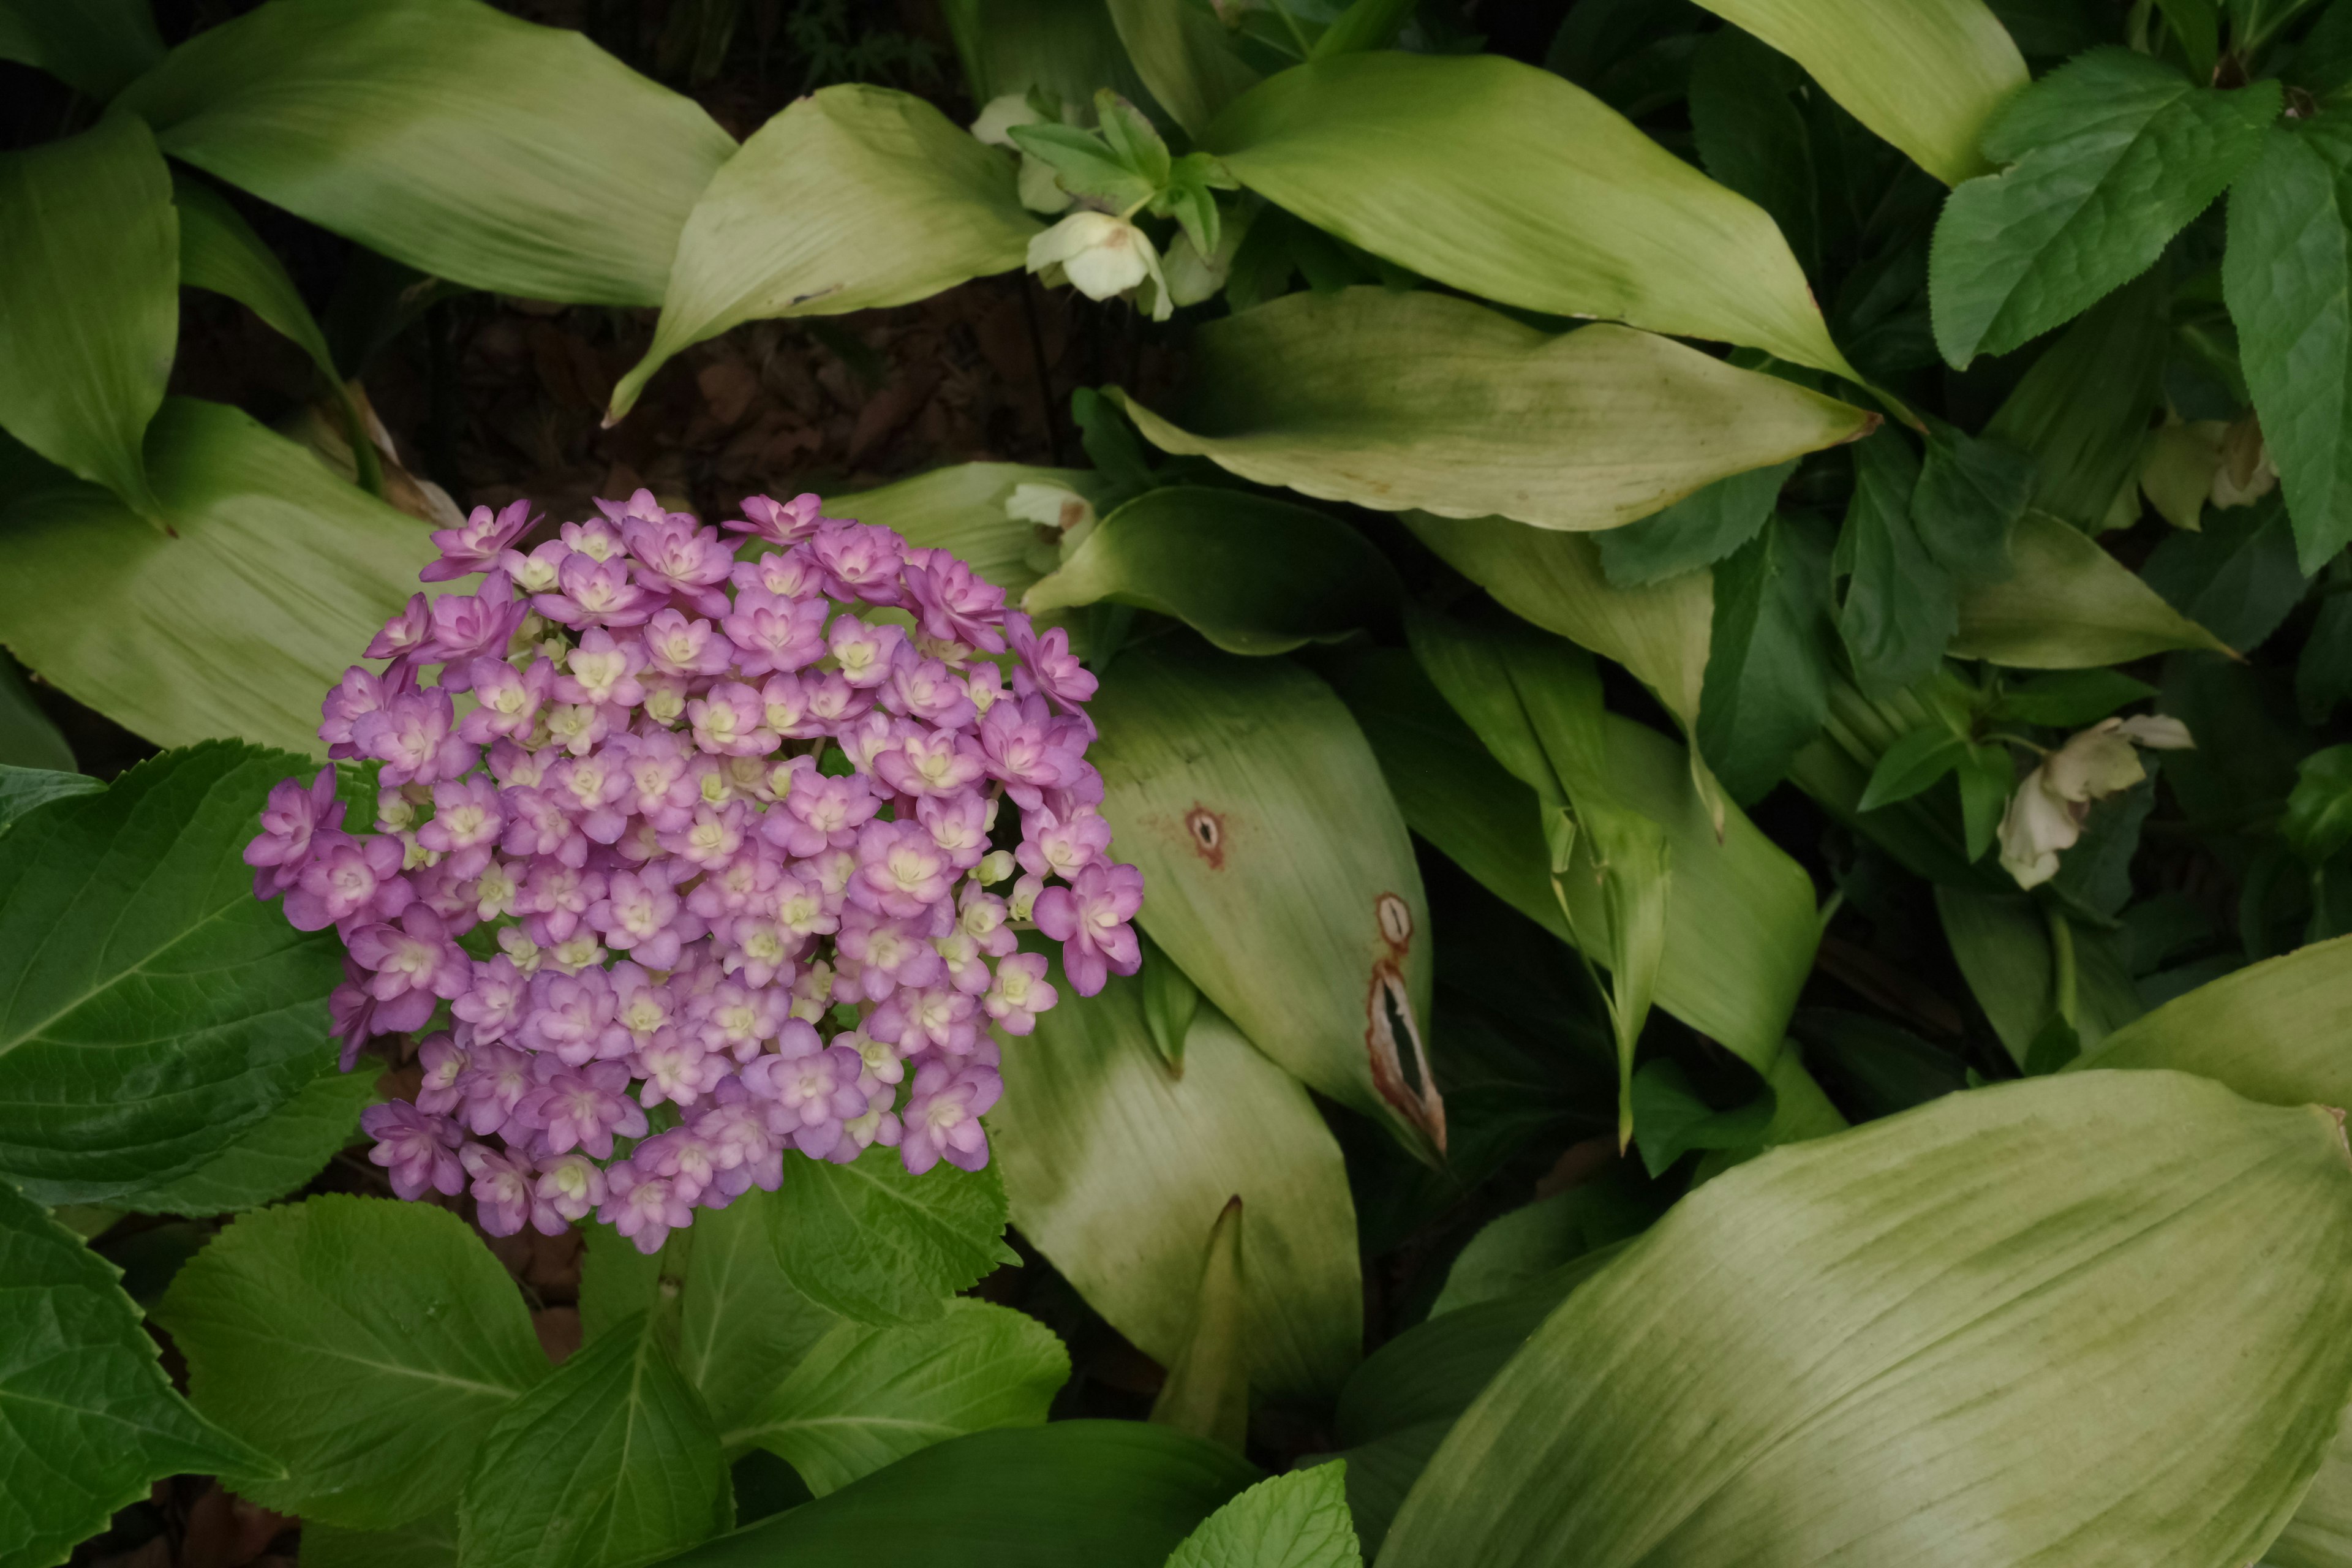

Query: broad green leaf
609;86;1037;421
1166;1465;1363;1568
729;1298;1066;1493
1686;1043;1852;1183
2071;933;2352;1106
1930;50;2278;366
1688;29;1817;277
1025;486;1398;655
1149;1196;1250;1450
158;1195;547;1527
673;1190;839;1438
1321;649;1814;1071
1114;288;1872;532
459;1311;730;1568
119;0;736;307
0;0;164;98
1595;461;1795;589
1381;1070;2352;1568
111;1057;375;1218
1990;668;2159;727
1629;1059;1777;1178
767;1144;1017;1326
0;1180;259;1568
1836;431;1955;699
0;663;74;774
2229;117;2352;572
0;397;432;754
826;462;1111;602
2303;594;2352;723
1202;53;1860;378
0;743;342;1204
1691;0;2027;186
2288;745;2352;862
303;1515;457;1568
993;967;1363;1397
2275;1433;2352;1568
1984;267;2168;532
1937;886;2141;1065
2143;494;2312;653
1951;510;2233;666
576;1221;665;1345
1698;515;1833;804
1427;1185;1656;1319
1089;638;1441;1155
1105;0;1262;137
0;764;97;827
0;111;174;516
943;0;1159;111
1857;725;1966;812
1910;420;2035;583
661;1423;1259;1568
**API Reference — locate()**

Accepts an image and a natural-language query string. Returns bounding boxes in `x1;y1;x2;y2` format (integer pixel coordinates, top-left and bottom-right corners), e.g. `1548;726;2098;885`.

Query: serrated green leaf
0;111;173;516
1089;638;1441;1155
729;1298;1066;1493
1838;431;1956;698
0;0;164;98
1166;1465;1363;1568
159;1195;546;1528
1689;0;2027;186
1203;53;1858;378
1951;510;2233;666
111;1057;376;1218
1115;288;1871;532
768;1145;1016;1326
1596;461;1794;589
0;398;432;755
611;85;1037;420
1380;1071;2352;1568
1930;49;2278;366
119;0;735;308
0;743;344;1204
993;966;1362;1398
662;1423;1259;1568
0;764;98;828
0;1179;259;1568
1698;515;1833;803
673;1191;839;1438
459;1312;730;1568
2226;116;2352;572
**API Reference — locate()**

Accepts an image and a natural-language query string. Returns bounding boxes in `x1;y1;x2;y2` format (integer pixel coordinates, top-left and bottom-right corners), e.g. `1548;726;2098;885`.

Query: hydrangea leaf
728;1298;1068;1493
1379;1071;2352;1568
1112;288;1873;533
609;85;1038;420
767;1143;1017;1326
0;1179;262;1568
1166;1465;1364;1568
2227;117;2352;573
117;0;736;307
1024;486;1401;656
0;111;175;518
823;463;1114;603
300;1513;456;1568
1088;638;1442;1158
458;1311;731;1568
156;1195;548;1528
110;1055;376;1218
1103;0;1261;137
993;964;1363;1399
1928;50;2278;367
0;0;165;98
659;1423;1259;1568
0;742;344;1204
0;397;433;755
1950;510;2233;667
672;1189;841;1438
1688;0;2027;185
1205;54;1857;377
0;764;99;829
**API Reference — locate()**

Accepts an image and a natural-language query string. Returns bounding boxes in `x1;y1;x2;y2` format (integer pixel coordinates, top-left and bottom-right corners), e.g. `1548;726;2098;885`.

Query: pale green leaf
0;1180;259;1568
1691;0;2027;185
767;1144;1017;1326
1089;638;1441;1155
157;1195;547;1528
1105;0;1262;138
0;111;174;516
1165;1465;1363;1568
660;1424;1258;1568
0;398;433;755
1381;1071;2352;1568
993;968;1362;1398
0;0;164;98
1202;53;1858;377
2070;933;2352;1108
1929;49;2278;366
609;85;1038;420
1951;509;2233;666
1025;486;1398;655
1149;1195;1250;1450
0;744;342;1205
825;462;1112;603
1115;288;1872;532
119;0;736;307
943;0;1161;111
458;1312;730;1568
110;1056;376;1218
731;1298;1066;1493
2274;1432;2352;1568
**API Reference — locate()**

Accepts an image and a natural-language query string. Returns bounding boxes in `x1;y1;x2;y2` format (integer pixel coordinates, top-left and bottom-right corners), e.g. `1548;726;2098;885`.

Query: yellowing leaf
1951;510;2233;667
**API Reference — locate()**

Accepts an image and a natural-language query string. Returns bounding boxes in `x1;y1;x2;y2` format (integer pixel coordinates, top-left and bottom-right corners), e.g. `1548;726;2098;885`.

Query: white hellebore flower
1997;715;2195;889
969;93;1072;215
1027;211;1172;320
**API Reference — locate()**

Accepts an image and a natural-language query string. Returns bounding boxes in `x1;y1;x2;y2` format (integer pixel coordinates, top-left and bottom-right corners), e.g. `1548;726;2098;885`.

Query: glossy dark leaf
1698;516;1834;803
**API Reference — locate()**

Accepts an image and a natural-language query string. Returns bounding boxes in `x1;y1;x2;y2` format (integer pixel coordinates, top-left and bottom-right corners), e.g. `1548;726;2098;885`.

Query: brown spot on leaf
1376;892;1413;953
1185;805;1225;869
1365;960;1446;1156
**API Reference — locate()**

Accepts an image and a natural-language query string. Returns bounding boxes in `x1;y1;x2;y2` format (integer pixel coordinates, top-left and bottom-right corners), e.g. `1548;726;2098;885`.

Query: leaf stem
2044;904;2079;1031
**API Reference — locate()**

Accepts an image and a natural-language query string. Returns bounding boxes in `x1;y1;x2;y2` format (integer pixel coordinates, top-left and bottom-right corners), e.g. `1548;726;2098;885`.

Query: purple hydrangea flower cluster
247;489;1141;1252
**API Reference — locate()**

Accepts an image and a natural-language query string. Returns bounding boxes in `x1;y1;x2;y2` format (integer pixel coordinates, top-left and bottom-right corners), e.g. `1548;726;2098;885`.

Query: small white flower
1997;715;2195;889
1027;212;1171;320
1997;764;2081;890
